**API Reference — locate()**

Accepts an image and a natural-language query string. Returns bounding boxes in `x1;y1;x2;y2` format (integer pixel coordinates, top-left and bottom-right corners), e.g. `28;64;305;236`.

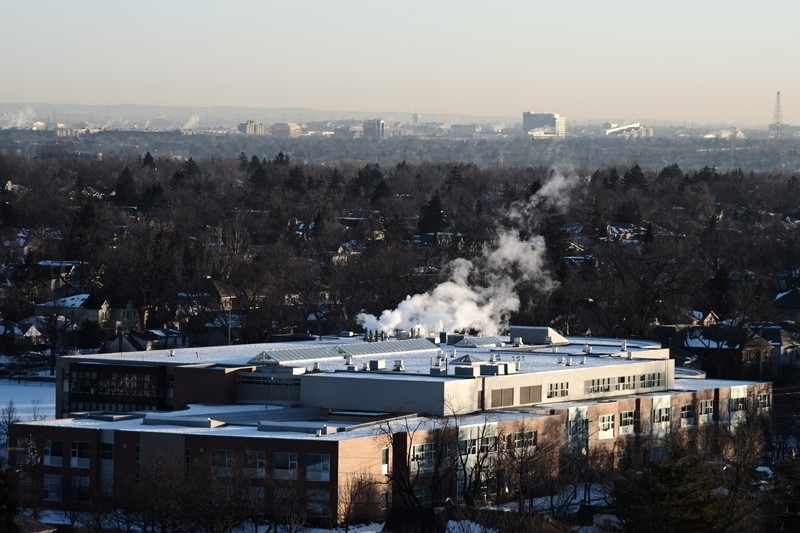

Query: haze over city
3;0;799;126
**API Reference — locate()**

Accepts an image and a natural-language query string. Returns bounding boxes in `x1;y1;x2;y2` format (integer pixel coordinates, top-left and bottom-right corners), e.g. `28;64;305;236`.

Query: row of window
570;399;725;442
41;474;89;502
40;440;93;468
584;373;663;395
69;369;160;397
547;382;569;398
409;430;538;468
212;450;331;482
493;372;668;406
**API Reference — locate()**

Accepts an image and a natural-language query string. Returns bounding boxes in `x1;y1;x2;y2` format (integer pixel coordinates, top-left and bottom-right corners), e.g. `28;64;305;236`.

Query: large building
10;326;771;526
238;120;266;135
271;122;302;138
363;119;386;140
522;112;566;139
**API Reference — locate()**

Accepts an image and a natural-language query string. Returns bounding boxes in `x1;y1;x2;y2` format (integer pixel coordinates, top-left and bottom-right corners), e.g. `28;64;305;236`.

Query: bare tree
337;469;381;532
0;400;19;448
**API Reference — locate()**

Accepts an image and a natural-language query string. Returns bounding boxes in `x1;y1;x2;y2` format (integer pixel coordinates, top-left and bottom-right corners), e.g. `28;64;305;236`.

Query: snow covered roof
37;293;92;309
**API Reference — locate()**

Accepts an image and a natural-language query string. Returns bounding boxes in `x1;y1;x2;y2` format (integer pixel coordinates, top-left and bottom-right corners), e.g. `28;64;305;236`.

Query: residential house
676;326;771;380
34;294;140;333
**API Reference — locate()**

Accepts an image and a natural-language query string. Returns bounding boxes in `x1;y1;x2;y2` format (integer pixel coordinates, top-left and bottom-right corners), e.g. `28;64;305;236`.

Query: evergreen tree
142;151;156;168
113;166;137;206
613;449;717;533
0;459;18;532
417;192;447;234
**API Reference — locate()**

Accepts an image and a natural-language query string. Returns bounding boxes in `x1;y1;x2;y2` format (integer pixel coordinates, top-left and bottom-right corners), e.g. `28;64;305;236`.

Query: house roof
775;287;800;309
679;326;770;350
36;293;107;310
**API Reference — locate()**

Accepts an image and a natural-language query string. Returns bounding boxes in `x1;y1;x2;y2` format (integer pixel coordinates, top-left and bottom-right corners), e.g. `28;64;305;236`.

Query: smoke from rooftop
357;168;579;337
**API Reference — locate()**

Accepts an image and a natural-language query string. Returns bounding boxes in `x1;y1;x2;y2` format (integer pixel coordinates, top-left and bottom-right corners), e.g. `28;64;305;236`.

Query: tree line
0;151;796;345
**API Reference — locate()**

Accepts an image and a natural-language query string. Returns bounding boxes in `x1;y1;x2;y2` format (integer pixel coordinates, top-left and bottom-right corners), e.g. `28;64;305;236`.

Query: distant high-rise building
522;112;566;139
363;119;386;140
237;120;266;136
271;122;302;138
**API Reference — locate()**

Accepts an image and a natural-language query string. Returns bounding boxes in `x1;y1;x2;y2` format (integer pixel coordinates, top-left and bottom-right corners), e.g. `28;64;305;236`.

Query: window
640;373;662;388
69;476;90;502
652;407;671;423
101;443;113;461
547;382;569;398
616;375;636;391
414;486;432;506
306;489;330;518
479;436;497;454
730;397;747;412
519;385;541;404
380;490;390;510
620;410;636;434
567;419;588;440
700;399;714;415
42;474;62;502
212;449;234;476
381;447;389;475
274;452;298;479
507;430;537;452
757;393;770;409
44;439;63;467
491;388;514;408
412;443;437;468
586;378;612;394
680;404;695;427
599;414;614;439
459;439;477;455
699;399;714;423
244;450;266;477
70;441;90;468
306;453;331;482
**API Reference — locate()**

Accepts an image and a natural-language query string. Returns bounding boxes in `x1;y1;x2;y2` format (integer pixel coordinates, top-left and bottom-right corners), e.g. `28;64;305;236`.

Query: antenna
770;91;783;141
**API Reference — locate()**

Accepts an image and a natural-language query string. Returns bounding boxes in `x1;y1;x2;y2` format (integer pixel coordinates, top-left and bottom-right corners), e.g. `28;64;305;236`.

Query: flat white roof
64;333;669;378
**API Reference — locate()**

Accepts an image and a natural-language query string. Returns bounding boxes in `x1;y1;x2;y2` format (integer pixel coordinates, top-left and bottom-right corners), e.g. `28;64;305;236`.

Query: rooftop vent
393;359;405;371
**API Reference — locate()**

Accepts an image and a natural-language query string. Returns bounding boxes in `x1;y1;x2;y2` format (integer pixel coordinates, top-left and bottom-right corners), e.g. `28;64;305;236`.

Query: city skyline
2;1;799;126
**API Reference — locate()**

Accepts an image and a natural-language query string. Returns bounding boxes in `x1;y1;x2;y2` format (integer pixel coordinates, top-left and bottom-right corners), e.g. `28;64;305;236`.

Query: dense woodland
0;150;798;346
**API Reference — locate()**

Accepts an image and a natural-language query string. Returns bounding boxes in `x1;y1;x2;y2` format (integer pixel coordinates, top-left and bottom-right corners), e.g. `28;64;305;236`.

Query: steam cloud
182;114;201;130
2;104;37;129
357;169;579;336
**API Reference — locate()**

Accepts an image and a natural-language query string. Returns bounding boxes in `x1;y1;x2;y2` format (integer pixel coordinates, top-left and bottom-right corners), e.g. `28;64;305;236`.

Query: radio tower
770;91;783;141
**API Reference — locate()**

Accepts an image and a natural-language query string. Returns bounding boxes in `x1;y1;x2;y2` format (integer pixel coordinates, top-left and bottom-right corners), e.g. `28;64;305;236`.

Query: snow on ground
0;377;56;422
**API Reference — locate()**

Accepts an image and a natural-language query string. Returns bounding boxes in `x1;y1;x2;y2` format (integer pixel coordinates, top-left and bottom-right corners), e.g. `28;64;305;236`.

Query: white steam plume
182;114;201;130
357;170;579;337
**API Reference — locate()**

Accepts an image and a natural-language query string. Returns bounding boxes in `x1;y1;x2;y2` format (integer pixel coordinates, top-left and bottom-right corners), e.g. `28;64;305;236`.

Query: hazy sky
3;0;798;125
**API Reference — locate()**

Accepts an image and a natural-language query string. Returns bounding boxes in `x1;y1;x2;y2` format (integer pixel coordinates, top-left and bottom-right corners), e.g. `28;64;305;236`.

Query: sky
2;0;799;125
